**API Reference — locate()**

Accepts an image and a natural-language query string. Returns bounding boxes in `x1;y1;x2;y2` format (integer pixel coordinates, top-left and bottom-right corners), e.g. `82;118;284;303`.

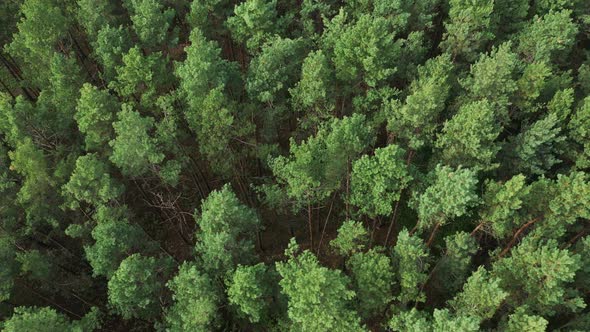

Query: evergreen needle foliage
0;0;590;330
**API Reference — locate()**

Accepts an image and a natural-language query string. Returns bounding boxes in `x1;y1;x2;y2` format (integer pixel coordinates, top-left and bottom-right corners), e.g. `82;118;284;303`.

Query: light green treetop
350;144;412;217
109;104;164;177
330;220;369;257
165;262;221;331
276;238;366;332
108;253;174;320
416;165;479;230
195;184;261;277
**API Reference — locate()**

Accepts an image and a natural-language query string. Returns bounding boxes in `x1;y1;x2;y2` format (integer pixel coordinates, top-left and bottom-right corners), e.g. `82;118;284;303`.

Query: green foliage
226;0;282;51
271;114;373;206
108;253;173;320
276;239;365;331
125;0;175;48
76;0;114;42
109;46;170;108
8;138;59;230
40;53;84;134
505;307;549;332
175;28;246;173
430;309;479;331
569;97;590;168
547;88;574;123
62;154;123;208
460;42;518;121
517;10;578;64
93;25;132;81
289;50;335;128
7;0;70;86
416;165;479;230
479;175;531;239
389;308;479;332
388;308;431;332
1;306;101;332
330;220;369;257
190;85;246;175
227;263;277;324
393;229;430;304
350;144;412;217
0;236;18;301
387;54;454;149
493;236;584;314
347;248;395;318
507;113;565;175
490;0;529;38
435;100;501;170
247;36;306;104
434;232;478;293
84;206;156;278
514;61;552;112
441;0;494;62
543;171;590;238
175;28;236;104
16;249;53;281
449;266;508;321
2;0;590;330
109;104;164;176
165;262;221;331
195;184;261;277
329;13;405;87
75;83;119;151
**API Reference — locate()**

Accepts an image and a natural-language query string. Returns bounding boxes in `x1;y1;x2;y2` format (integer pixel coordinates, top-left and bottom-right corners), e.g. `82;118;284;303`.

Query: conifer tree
165;262;221;331
108;254;174;320
276;239;365;331
195;184;261;277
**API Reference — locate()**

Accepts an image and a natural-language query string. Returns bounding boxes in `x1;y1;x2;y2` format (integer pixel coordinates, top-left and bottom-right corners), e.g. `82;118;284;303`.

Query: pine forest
1;0;590;331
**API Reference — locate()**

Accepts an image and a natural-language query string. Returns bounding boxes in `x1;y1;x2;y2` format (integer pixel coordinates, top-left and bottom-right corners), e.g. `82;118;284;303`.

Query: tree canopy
1;0;590;330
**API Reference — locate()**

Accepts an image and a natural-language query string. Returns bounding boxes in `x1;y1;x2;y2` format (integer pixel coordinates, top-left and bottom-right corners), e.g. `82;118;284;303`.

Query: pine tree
84;206;157;278
165;262;221;331
75;83;119;152
416;165;479;235
195;184;261;277
347;248;395;318
276;239;366;331
492;236;584;314
226;0;283;52
387;54;454;149
109;104;164;177
393;229;430;304
125;0;175;49
449;267;508;322
440;0;494;62
108;254;174;320
330;220;369;257
227;263;280;325
62;154;123;209
435;100;501;170
350;144;412;217
1;306;101;332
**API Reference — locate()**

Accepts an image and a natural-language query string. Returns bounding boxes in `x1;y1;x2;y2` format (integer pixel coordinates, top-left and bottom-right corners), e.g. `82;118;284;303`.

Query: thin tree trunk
499;217;541;257
426;222;440;247
384;199;402;246
0;77;14;98
317;194;336;254
308;201;314;248
384;149;415;246
24;283;82;319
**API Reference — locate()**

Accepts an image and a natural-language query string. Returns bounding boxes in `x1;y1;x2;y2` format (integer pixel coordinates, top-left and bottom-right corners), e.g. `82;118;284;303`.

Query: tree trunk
307;201;314;248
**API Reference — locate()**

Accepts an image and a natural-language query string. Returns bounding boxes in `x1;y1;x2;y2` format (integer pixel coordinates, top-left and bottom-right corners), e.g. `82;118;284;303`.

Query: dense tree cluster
1;0;590;331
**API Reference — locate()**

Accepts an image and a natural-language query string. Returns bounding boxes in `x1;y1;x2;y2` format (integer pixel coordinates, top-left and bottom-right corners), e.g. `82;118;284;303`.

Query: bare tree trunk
308;201;314;248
